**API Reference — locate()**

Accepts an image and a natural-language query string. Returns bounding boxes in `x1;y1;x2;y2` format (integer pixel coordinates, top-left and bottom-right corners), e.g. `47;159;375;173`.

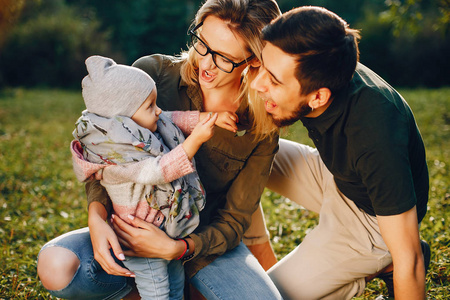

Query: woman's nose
199;53;215;70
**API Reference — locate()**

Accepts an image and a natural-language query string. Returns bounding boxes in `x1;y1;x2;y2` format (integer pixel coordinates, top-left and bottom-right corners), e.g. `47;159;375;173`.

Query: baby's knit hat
81;55;155;118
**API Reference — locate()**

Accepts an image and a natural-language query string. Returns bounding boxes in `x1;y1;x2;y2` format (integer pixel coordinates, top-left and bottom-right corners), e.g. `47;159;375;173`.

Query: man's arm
377;206;426;300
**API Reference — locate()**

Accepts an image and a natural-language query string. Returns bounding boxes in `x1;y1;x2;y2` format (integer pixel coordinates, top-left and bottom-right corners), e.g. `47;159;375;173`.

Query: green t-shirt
300;63;428;222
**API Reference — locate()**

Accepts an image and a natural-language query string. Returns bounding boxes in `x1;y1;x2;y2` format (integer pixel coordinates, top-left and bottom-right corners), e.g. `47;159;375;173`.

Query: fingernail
118;253;125;260
128;214;135;220
111;214;115;219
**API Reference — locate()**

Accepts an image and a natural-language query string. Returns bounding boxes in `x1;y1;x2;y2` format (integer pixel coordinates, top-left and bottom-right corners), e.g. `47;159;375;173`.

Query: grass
0;88;449;299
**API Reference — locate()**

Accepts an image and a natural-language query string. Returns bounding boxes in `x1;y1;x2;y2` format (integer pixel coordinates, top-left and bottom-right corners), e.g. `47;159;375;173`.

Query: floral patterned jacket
72;110;205;238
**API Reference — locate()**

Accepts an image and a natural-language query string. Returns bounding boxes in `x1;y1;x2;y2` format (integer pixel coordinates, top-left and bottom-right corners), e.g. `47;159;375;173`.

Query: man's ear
308;88;332;110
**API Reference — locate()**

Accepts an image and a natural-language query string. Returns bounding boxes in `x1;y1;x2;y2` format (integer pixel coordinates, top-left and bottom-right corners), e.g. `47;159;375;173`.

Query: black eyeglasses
188;22;255;73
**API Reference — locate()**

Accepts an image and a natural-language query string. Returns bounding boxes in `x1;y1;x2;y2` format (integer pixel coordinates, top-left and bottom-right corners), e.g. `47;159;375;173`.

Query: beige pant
247;139;392;300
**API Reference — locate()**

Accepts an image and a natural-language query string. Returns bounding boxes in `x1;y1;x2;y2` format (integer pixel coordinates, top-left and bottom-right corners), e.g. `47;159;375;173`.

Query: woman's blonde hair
180;0;281;141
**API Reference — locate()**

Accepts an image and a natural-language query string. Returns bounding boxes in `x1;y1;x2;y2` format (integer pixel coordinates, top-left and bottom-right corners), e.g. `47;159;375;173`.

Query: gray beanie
82;55;155;118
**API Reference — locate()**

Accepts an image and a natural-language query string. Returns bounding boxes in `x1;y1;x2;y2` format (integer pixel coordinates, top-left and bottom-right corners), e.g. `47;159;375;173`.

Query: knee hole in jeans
37;246;80;291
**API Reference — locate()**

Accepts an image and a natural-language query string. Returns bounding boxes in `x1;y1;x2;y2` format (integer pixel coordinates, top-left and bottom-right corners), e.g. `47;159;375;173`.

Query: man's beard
271;102;312;128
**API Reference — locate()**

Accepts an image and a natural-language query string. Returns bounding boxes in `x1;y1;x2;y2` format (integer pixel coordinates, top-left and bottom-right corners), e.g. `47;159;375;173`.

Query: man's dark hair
262;6;360;95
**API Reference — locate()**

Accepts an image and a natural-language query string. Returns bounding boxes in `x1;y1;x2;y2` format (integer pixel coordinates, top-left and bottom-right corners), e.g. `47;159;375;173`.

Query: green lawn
0;88;449;299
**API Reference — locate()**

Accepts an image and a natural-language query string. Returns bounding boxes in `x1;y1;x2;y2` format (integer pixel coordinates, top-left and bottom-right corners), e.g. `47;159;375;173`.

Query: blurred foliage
0;0;449;87
0;2;117;88
383;0;450;36
358;9;450;87
0;0;26;48
65;0;203;64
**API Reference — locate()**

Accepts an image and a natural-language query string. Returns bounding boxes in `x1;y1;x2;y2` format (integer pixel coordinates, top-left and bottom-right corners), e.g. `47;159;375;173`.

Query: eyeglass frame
188;22;256;73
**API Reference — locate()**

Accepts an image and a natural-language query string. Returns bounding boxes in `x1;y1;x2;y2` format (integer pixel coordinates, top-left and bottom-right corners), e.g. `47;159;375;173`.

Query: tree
67;0;203;64
0;0;26;48
384;0;450;35
0;2;117;87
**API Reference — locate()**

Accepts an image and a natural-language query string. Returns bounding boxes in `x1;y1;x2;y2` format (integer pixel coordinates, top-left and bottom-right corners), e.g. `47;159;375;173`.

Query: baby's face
131;89;161;132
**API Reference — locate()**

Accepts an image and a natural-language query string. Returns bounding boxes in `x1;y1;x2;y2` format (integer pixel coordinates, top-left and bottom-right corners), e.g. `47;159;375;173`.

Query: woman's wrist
170;239;187;260
175;238;189;260
172;237;195;260
88;201;108;222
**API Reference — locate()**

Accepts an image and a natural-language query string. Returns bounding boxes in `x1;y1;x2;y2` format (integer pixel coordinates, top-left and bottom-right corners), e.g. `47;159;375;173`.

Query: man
250;6;430;300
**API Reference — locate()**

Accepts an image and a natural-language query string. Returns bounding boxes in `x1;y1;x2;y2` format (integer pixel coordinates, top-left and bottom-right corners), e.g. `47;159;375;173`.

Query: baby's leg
123;256;171;300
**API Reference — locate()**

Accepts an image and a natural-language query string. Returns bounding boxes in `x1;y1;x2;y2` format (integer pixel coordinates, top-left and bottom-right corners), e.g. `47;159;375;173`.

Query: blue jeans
190;242;282;299
38;228;132;300
123;256;184;299
38;227;282;300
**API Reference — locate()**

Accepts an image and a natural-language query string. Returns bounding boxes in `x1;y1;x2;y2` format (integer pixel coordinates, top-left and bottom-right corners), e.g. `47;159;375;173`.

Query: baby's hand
191;112;218;144
215;111;239;133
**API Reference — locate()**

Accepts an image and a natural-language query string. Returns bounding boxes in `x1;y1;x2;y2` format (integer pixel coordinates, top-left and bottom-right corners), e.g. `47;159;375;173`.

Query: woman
37;0;281;299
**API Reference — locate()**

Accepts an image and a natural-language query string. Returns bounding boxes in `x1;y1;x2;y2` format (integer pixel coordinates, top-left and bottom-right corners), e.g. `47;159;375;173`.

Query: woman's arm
110;133;279;262
86;181;134;277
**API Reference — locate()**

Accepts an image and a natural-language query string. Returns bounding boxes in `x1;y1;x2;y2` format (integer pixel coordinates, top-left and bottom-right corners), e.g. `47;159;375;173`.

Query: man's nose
251;68;268;92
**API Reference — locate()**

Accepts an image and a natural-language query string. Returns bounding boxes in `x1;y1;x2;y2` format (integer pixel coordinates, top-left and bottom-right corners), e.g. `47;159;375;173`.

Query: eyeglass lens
191;35;235;73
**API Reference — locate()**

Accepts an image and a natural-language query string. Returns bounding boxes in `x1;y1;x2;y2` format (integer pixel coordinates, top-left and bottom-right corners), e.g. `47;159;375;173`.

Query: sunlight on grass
1;88;449;299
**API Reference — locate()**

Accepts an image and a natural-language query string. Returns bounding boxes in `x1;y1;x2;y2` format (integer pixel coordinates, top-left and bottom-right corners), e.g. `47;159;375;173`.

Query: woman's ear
249;57;261;68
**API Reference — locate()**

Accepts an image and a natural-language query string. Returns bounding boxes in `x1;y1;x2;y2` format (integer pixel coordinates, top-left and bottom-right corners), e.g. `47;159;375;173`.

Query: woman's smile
200;69;216;83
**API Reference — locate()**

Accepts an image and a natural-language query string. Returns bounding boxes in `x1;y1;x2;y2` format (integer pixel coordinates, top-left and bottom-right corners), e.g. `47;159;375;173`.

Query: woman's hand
111;214;186;261
88;202;135;277
215;111;238;133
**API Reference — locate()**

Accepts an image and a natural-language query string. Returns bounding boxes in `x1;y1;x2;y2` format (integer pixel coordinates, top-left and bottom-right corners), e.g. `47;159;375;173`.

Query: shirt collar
184;80;204;111
300;80;353;134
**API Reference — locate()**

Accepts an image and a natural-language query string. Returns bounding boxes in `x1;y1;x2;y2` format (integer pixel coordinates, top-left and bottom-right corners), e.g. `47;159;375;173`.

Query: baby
71;55;232;299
